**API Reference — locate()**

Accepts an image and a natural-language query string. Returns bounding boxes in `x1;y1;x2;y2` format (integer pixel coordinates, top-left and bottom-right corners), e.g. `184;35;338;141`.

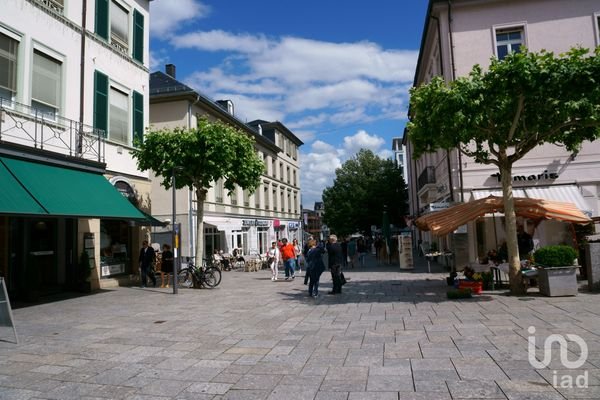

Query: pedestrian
138;240;156;288
341;238;348;269
159;244;173;288
303;236;314;285
326;234;344;294
280;238;296;280
347;238;357;268
357;238;367;267
305;239;326;298
375;236;383;263
293;238;302;274
267;241;280;281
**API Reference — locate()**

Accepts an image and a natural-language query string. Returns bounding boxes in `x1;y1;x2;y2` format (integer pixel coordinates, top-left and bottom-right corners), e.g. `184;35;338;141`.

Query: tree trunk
194;188;207;265
499;160;527;295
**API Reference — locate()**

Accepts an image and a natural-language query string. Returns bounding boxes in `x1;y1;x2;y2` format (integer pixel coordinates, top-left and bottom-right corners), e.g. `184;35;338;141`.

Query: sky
149;0;429;208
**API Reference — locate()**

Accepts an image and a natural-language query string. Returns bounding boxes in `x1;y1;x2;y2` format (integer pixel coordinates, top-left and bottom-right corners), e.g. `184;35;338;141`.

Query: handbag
267;257;275;264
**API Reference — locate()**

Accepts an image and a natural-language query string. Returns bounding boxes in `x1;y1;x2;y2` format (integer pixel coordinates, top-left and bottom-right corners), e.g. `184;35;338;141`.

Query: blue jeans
308;268;322;296
284;258;296;277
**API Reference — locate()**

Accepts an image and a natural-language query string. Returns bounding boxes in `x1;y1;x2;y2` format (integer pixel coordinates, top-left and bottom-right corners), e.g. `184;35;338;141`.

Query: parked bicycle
177;257;222;288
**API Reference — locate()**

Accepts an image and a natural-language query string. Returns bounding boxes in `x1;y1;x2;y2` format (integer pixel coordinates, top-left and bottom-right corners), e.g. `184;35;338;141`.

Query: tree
408;48;600;295
322;149;408;236
132;118;264;263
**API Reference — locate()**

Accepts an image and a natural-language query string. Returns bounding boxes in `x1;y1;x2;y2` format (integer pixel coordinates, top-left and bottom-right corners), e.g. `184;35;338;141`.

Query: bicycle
177;257;222;288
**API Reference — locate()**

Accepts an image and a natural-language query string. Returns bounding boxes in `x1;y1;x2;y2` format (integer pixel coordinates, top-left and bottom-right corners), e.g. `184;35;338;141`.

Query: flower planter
458;280;483;294
537;267;578;297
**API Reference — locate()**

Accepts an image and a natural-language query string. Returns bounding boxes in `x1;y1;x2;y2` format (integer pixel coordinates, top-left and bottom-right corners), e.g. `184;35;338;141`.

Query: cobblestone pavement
1;254;600;399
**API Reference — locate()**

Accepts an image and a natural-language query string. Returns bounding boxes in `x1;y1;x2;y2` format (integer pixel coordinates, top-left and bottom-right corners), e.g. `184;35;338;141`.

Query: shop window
100;220;130;277
204;226;221;257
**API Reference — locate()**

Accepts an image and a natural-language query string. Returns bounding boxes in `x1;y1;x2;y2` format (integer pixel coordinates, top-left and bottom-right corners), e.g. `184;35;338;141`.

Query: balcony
0;98;105;162
417;166;436;191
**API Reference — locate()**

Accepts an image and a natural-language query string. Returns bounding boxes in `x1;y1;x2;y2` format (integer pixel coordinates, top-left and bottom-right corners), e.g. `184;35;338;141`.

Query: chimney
165;64;176;79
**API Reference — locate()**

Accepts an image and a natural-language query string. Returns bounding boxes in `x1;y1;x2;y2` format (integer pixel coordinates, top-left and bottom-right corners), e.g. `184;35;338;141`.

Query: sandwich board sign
0;278;17;344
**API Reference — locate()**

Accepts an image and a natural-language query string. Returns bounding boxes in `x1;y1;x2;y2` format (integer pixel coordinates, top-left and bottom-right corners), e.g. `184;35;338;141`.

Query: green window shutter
133;10;144;63
95;0;109;40
93;70;108;137
132;91;144;145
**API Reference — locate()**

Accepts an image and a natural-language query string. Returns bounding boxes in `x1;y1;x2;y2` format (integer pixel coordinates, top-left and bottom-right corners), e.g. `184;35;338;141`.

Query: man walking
138;240;156;288
326;234;344;294
280;238;296;280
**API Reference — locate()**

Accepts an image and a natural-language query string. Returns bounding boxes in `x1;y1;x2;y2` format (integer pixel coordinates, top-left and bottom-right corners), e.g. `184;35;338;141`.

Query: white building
149;65;303;258
405;0;600;265
0;0;153;299
392;137;408;180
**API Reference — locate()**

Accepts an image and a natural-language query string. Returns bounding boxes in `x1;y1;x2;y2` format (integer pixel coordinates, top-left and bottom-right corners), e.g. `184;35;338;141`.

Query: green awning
0;161;48;215
0;156;147;220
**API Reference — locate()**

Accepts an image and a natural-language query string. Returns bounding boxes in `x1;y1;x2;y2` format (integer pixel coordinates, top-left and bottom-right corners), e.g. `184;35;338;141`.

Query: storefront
0;154;150;301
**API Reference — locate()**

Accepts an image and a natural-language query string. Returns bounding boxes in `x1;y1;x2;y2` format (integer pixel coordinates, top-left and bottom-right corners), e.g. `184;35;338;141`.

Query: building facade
392;137;407;180
149;66;303;259
0;0;152;300
405;0;600;264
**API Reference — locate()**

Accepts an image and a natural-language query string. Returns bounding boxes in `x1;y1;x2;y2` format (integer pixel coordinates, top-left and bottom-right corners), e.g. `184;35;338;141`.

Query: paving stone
232;374;283;390
446;380;506;399
366;375;413;391
348;392;398;400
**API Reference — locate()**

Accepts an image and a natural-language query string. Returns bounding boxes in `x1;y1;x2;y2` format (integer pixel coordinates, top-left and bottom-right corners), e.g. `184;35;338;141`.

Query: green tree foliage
132;118;264;262
408;48;600;295
322;149;408;236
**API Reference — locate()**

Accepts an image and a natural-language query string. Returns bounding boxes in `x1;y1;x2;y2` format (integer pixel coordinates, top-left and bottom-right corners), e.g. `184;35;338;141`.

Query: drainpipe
447;0;464;202
78;0;87;156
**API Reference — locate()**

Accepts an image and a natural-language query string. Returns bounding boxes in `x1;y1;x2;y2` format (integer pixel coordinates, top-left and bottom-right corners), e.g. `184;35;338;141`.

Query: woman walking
267;241;280;281
305;239;326;298
293;238;302;274
159;244;173;288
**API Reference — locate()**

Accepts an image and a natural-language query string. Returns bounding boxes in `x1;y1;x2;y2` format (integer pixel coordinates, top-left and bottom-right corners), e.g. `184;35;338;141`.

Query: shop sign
101;263;125;277
491;171;559;182
242;219;271;227
288;222;300;230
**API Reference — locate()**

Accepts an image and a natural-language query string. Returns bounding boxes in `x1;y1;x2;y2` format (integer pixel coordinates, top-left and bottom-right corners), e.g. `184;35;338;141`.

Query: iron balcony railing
417;166;436;191
0;98;105;163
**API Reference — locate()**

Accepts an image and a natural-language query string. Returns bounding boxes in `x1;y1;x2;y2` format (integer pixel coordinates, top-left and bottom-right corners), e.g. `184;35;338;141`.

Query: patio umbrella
415;196;591;237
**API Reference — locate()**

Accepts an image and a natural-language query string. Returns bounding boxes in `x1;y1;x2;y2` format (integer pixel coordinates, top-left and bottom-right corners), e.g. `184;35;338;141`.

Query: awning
471;185;592;216
203;216;243;231
0;161;47;215
416;196;591;236
0;156;147;220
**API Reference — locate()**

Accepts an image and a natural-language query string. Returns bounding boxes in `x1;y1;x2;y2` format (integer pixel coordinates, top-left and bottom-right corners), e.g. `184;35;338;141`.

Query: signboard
429;202;450;212
242;219;271;227
101;263;125;277
288;222;300;230
0;277;18;344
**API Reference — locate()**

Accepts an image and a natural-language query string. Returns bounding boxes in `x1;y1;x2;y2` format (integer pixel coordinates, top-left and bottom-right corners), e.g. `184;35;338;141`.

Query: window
280;190;284;212
496;28;523;60
273;188;277;211
293;193;297;214
230;187;238;205
271;158;276;178
286;166;290;183
109;87;128;144
279;162;283;181
287;192;291;213
264;185;269;209
31;50;62;118
215;179;224;203
255;185;261;208
243;189;250;207
0;32;18;102
293;170;297;186
96;0;144;62
110;1;129;52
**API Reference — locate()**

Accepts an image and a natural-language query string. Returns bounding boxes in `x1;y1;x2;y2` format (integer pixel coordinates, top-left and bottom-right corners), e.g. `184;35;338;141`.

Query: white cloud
343;130;386;156
171;30;271;53
150;0;211;38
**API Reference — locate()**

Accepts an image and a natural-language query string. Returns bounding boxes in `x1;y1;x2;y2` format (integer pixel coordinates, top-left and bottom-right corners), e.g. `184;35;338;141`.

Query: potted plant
533;245;579;296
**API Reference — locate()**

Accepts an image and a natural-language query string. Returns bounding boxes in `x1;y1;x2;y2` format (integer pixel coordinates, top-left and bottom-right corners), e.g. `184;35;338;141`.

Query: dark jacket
326;242;344;268
139;246;155;268
306;247;326;276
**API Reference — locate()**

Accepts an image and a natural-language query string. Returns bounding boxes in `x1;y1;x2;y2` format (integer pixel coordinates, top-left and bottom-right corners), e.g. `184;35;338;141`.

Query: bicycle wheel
203;267;221;288
177;268;194;288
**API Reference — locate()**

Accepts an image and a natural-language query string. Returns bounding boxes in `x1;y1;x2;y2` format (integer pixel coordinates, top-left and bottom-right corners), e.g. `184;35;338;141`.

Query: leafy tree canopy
131;117;264;262
322;149;408;237
407;47;600;294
